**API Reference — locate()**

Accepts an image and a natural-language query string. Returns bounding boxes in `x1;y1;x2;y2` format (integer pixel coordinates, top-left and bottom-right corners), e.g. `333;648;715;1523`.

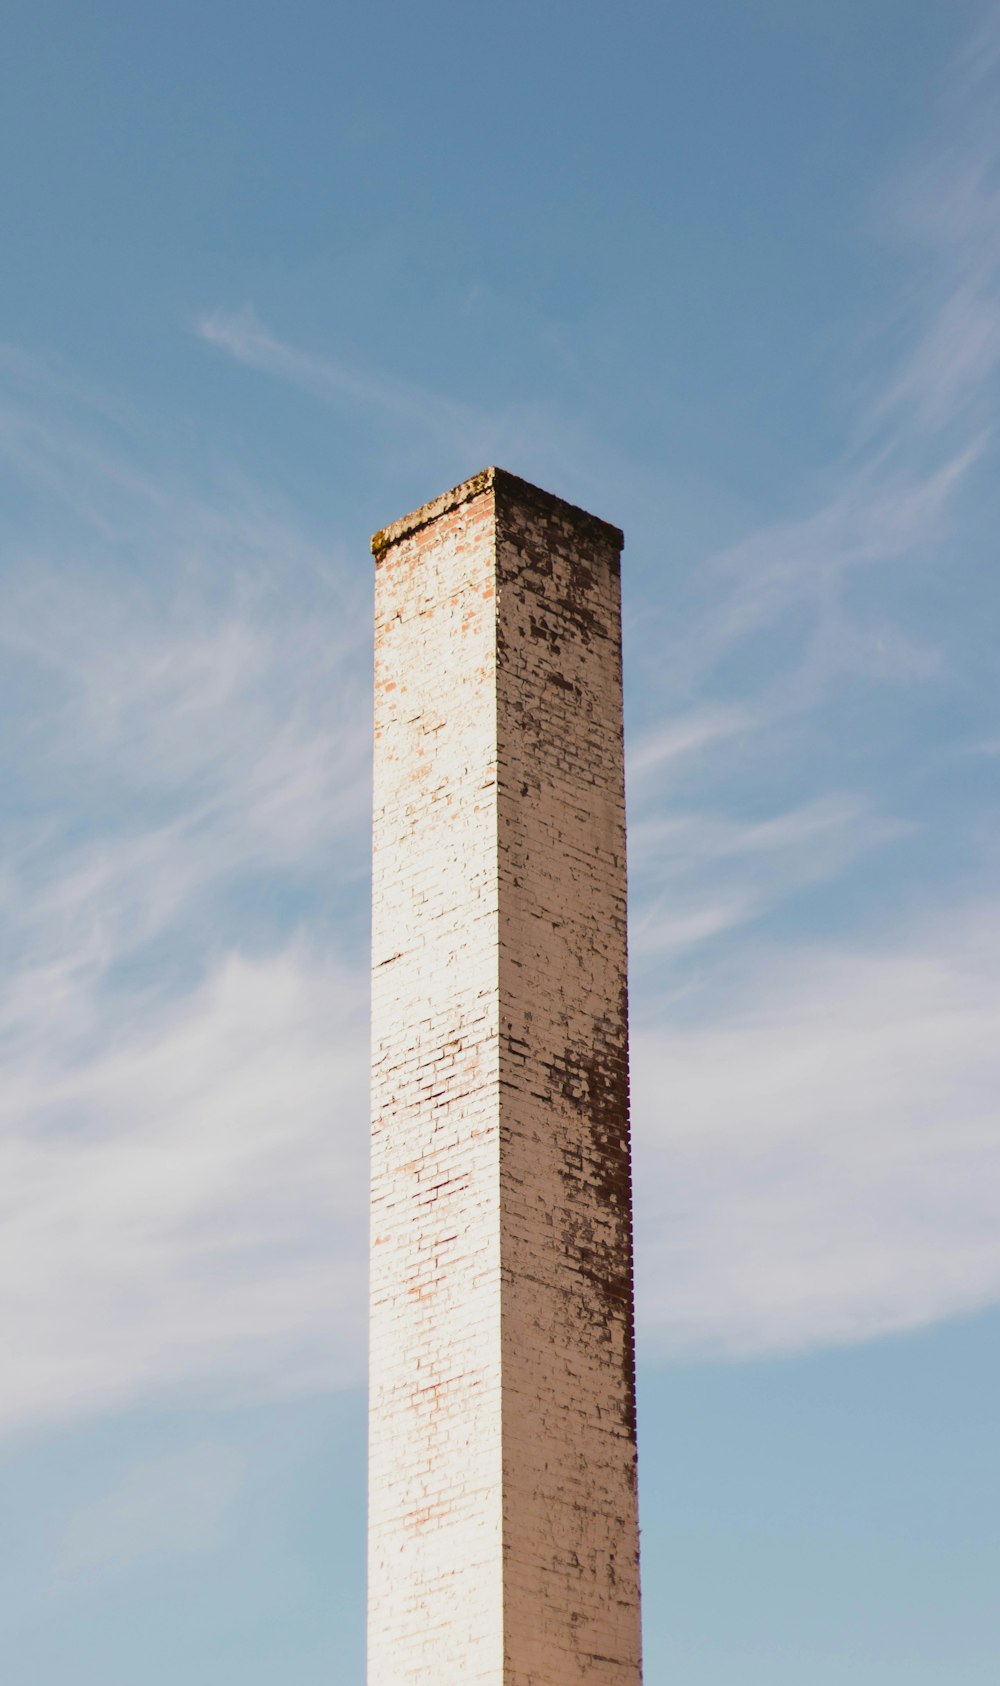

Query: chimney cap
371;466;624;559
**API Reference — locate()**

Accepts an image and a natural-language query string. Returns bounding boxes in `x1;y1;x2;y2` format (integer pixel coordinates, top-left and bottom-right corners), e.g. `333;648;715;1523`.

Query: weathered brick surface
368;469;641;1685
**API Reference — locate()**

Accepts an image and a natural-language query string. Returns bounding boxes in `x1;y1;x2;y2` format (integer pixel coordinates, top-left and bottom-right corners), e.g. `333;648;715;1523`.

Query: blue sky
2;1;999;1680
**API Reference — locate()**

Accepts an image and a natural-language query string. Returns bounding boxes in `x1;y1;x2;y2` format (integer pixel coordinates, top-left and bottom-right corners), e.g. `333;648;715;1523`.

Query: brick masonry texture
368;468;642;1686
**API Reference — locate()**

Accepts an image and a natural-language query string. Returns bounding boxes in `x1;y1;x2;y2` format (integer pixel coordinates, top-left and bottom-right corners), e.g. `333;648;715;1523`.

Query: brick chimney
368;468;641;1684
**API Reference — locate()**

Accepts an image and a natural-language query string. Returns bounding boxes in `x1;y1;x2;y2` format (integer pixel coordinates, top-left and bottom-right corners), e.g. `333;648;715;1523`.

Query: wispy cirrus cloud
629;793;909;960
2;561;372;1065
199;303;478;446
196;304;682;531
626;705;756;780
0;355;373;1432
625;14;1000;1360
679;444;976;700
633;900;1000;1357
869;8;1000;440
0;945;368;1433
619;15;1000;994
632;16;1000;732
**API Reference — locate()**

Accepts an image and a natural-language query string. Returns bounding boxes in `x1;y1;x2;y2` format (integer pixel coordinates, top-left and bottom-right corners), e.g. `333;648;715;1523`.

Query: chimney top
370;466;624;560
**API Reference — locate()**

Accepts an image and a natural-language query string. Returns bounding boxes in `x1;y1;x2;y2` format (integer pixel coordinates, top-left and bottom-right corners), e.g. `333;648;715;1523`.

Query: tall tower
368;468;641;1685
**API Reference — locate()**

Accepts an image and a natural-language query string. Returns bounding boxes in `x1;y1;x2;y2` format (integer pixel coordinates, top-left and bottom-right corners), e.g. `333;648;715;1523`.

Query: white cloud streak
626;706;756;781
0;359;373;1434
627;16;1000;1360
0;946;368;1433
629;16;1000;730
627;782;913;967
633;901;1000;1358
870;8;1000;439
199;304;478;446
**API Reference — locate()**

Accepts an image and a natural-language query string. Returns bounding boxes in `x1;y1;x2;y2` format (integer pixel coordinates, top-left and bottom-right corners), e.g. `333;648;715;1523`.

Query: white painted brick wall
368;470;641;1686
